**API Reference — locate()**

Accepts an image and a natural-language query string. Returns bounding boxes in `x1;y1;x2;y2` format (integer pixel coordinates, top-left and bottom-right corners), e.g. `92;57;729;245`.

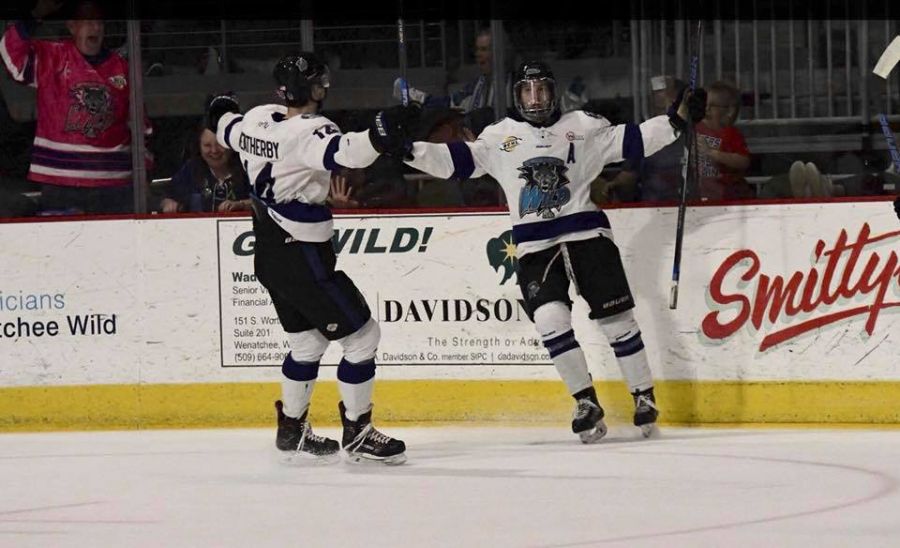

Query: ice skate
275;400;341;465
571;389;608;444
632;388;659;438
340;402;407;465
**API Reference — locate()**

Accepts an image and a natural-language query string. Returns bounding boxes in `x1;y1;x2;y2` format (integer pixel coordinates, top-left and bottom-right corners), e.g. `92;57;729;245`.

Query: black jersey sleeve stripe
223;115;243;149
622;122;645;170
447;141;475;179
322;134;342;171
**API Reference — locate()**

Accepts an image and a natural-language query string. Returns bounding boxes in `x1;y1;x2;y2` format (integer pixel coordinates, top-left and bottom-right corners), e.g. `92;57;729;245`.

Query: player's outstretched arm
402;128;492;181
592;88;705;166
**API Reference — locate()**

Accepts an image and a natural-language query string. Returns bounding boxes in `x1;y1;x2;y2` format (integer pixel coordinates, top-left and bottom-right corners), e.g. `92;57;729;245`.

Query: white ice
2;426;900;548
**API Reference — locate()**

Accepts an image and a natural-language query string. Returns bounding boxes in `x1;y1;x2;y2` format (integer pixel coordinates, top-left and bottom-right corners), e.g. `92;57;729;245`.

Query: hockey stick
873;35;900;174
397;14;409;106
669;20;703;310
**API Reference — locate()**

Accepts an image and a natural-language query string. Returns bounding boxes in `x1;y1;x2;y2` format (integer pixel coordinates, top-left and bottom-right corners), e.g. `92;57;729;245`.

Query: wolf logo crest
517;157;571;219
65;83;113;138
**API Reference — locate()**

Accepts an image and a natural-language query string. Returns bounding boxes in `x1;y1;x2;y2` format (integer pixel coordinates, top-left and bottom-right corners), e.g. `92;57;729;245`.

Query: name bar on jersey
239;134;281;160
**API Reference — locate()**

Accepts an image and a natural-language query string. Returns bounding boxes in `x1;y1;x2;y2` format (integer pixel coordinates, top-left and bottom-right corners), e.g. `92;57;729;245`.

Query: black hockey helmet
273;52;330;107
513;60;559;124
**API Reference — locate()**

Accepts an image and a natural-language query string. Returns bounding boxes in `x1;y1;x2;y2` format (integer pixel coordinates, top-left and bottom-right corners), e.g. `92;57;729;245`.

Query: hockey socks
337;358;376;421
595;310;653;393
281;353;320;419
535;302;593;395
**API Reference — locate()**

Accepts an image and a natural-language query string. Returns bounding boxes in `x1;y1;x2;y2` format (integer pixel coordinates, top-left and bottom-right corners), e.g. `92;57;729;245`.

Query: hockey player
397;61;701;442
206;53;416;464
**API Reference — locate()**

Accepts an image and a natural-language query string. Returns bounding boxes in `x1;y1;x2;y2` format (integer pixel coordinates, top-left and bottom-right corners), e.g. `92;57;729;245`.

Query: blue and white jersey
216;105;379;242
405;110;681;257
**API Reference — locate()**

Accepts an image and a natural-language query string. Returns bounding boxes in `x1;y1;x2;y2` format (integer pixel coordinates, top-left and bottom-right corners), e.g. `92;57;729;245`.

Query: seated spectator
695;81;752;200
159;124;251;213
759;160;840;199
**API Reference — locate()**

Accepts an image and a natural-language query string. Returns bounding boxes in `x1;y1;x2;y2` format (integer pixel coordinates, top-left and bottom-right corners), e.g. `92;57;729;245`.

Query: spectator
159;123;251;213
0;0;151;215
395;27;515;118
694;81;752;201
759;160;838;199
0;85;38;218
326;171;361;209
325;162;413;210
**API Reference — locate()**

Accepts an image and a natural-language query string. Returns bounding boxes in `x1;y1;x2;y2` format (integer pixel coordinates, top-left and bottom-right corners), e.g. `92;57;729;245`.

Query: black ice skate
571;387;608;444
632;387;660;438
339;402;407;465
275;400;341;465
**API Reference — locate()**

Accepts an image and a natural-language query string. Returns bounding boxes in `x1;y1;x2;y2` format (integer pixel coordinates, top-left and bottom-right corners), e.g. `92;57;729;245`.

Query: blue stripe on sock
282;354;320;381
611;331;645;358
337;358;376;384
543;329;575;348
549;339;581;358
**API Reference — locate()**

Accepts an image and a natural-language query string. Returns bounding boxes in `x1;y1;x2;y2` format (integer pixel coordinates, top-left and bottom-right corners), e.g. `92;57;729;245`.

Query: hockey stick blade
873;35;900;79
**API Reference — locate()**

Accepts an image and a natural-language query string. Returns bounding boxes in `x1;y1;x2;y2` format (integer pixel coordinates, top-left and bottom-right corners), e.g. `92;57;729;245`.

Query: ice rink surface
2;425;900;548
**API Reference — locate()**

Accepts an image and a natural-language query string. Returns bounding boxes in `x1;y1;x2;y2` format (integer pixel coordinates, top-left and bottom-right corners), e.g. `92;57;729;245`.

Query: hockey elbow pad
205;92;241;132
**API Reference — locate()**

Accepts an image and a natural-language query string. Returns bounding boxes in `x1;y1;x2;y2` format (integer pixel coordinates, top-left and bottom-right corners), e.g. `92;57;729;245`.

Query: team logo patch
485;229;518;285
517;157;571;219
65;83;113;138
499;136;523;152
566;131;584;141
108;75;126;89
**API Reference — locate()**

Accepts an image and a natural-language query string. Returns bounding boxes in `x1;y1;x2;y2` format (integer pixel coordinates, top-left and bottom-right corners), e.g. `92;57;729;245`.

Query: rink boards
1;200;898;429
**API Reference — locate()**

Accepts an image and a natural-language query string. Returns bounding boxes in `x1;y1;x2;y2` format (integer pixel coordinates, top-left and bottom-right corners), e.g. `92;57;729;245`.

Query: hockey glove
667;87;707;132
368;104;421;158
205;92;240;132
894;196;899;220
392;77;429;105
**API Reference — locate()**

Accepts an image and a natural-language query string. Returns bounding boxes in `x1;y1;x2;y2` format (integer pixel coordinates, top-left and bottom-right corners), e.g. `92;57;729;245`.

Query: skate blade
577;421;608;444
344;451;408;466
640;423;660;439
279;450;342;466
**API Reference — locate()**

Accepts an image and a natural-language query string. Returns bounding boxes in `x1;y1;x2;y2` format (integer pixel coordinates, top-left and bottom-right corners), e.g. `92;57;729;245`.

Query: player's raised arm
589;87;705;168
207;93;242;150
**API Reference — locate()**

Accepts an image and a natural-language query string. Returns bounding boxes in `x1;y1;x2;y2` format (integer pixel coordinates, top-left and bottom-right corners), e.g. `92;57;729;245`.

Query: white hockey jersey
216;105;379;242
405;110;682;257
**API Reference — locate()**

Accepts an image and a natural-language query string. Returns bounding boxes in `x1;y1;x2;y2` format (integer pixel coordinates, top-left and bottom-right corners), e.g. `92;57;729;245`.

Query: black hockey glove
205;92;240;132
667;87;707;132
369;104;420;158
